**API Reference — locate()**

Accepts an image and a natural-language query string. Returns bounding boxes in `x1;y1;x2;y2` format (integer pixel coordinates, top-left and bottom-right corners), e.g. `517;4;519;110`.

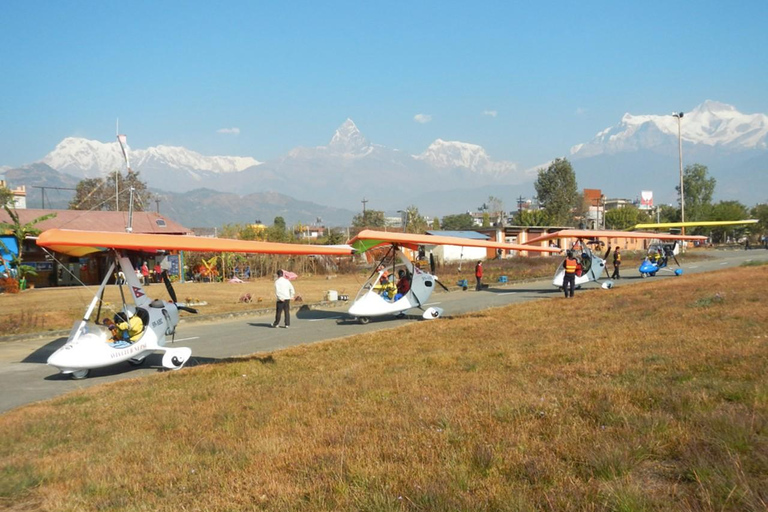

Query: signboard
168;255;180;277
640;190;654;210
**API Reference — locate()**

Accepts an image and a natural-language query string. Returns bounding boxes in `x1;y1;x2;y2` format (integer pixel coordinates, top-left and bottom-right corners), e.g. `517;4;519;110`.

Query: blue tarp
0;236;19;273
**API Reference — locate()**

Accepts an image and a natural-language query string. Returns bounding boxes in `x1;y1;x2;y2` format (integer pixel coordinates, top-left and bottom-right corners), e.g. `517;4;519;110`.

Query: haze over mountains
3;100;766;227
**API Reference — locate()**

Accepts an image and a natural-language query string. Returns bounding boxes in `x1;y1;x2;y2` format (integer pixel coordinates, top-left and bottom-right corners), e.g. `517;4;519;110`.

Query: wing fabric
525;229;708;245
348;230;562;253
633;220;758;230
36;229;354;257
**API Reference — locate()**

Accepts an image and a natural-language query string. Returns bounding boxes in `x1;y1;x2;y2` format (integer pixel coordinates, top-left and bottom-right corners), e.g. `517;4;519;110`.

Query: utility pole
155;198;161;213
361;197;368;214
673;112;685;235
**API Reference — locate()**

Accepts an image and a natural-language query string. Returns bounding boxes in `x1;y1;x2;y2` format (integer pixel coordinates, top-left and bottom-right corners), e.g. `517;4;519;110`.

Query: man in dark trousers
475;261;483;291
611;247;621;279
562;251;578;298
272;269;295;328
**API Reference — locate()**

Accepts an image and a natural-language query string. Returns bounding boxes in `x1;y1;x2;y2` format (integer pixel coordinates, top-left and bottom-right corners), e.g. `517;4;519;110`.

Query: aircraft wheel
650;272;657;277
71;369;90;380
128;358;146;366
358;316;370;325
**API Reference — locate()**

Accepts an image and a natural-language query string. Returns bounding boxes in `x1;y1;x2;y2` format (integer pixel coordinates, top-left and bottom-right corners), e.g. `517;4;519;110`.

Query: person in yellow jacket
562;250;579;298
373;274;397;301
114;312;144;342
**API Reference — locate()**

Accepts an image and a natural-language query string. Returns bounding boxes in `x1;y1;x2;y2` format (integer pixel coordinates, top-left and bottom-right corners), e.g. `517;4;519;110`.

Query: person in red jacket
475;261;483;291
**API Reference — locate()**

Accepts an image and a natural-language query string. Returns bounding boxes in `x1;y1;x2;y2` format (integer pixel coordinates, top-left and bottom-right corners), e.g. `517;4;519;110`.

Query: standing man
562;251;578;298
272;269;295;328
141;261;150;286
475;261;483;291
611;247;621;279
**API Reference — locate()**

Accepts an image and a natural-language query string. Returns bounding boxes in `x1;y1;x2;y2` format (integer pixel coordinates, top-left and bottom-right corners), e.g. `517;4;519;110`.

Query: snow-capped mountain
41;137;261;178
328;118;374;156
569;101;768;204
571;100;768;158
414;139;517;176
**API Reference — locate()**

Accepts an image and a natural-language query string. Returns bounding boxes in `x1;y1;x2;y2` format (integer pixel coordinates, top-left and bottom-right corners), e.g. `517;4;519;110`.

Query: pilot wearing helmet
113;311;144;343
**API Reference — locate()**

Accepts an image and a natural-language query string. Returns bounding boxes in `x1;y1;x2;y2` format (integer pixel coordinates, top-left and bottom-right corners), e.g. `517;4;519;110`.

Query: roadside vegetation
1;264;765;511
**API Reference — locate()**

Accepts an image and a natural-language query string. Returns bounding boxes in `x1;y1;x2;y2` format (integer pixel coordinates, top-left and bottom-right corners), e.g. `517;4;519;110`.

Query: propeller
433;276;450;292
162;271;198;314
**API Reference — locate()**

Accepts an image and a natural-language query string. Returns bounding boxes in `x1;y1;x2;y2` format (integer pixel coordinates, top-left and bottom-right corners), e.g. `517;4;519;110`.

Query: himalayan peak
571;100;768;158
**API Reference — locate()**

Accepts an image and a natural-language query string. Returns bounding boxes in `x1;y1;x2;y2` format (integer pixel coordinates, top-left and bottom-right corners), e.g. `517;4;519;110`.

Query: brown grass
1;263;765;511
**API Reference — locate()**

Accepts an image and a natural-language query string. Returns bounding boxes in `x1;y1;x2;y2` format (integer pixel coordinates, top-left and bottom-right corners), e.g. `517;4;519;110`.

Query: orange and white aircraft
345;230;562;323
36;228;353;379
524;229;708;289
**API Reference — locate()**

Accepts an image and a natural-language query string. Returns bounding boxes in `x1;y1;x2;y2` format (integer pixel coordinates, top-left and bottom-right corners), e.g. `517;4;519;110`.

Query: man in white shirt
272;269;295;328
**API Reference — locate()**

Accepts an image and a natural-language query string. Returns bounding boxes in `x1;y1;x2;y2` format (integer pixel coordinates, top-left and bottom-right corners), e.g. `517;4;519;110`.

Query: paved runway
1;248;765;414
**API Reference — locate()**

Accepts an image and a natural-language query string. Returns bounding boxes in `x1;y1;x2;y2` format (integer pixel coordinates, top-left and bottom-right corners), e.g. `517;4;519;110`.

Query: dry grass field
0;256;564;337
1;261;765;511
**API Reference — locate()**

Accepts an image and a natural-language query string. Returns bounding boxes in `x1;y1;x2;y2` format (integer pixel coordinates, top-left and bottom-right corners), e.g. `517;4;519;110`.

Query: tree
534;158;579;226
431;218;440;230
323;228;347;245
605;205;649;230
513;209;549;226
657;204;680;224
486;196;505;226
265;216;292;242
751;204;768;242
441;213;474;230
69;170;153;211
403;205;428;234
0;184;14;208
678;163;716;222
709;200;750;243
352;210;386;229
441;213;475;231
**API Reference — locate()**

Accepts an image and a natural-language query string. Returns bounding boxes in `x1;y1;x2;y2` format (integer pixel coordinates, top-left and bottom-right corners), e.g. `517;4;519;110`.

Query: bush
0;277;20;294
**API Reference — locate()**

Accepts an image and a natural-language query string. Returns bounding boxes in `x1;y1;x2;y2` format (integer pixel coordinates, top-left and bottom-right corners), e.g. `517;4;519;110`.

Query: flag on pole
117;134;131;170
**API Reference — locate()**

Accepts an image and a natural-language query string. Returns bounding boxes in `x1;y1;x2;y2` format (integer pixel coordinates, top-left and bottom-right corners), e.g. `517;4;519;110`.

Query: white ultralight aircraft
345;230;562;323
36;228;353;379
523;229;708;290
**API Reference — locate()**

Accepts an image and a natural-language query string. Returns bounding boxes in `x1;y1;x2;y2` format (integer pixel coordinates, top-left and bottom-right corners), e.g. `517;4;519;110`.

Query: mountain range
2;100;766;227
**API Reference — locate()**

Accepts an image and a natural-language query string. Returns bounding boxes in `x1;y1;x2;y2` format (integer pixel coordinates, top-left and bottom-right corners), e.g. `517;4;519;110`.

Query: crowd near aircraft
523;229;708;290
346;230;561;323
35;229;353;379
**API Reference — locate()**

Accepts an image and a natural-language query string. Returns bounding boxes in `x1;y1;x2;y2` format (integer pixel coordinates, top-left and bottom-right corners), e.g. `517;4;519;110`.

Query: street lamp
673;112;685;234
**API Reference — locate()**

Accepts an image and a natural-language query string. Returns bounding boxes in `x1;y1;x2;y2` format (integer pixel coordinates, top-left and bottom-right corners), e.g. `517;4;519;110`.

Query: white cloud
217;127;241;135
482;110;498;117
414;114;432;124
575;107;587;116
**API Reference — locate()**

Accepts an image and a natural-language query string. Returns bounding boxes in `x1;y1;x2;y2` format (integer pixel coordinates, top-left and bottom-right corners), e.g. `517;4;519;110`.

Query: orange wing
348;230;562;253
36;229;354;257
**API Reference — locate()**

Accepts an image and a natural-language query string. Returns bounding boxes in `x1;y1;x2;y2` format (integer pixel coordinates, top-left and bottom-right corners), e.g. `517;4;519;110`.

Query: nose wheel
357;316;370;325
71;369;90;380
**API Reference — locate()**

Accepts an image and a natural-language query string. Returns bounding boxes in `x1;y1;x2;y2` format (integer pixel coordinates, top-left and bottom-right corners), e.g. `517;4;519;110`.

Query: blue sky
1;1;766;169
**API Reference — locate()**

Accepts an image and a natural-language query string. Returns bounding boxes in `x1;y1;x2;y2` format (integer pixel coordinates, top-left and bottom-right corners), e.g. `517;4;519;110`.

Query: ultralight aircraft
36;228;353;379
345;230;562;323
523;229;707;290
